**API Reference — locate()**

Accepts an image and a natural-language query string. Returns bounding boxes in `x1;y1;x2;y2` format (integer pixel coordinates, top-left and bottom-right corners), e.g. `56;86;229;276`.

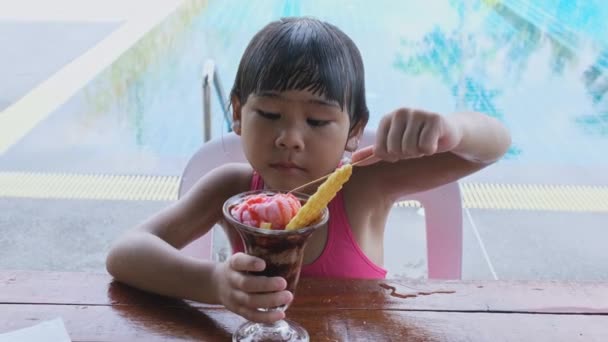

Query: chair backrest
179;130;462;279
178;133;246;260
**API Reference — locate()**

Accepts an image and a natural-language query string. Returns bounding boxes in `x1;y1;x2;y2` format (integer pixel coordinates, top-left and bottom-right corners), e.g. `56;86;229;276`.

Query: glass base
232;319;309;342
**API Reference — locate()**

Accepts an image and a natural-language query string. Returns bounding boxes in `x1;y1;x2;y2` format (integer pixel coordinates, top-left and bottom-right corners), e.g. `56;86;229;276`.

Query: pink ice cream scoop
230;193;301;229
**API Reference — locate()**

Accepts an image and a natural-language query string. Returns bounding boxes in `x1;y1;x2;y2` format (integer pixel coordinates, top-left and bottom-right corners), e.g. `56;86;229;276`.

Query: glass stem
261;320;282;329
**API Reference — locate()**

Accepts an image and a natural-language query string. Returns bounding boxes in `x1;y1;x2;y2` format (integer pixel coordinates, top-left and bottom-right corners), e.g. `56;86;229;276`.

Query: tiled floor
0;21;121;111
0;0;181;111
468;208;608;281
2;195;606;282
0;198;169;272
0;0;180;22
383;205;608;281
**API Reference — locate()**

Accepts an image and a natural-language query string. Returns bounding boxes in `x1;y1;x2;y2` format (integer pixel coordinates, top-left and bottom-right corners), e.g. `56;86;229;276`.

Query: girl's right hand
212;252;293;323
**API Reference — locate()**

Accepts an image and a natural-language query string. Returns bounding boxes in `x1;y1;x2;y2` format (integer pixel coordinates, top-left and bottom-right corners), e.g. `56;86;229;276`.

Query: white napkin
0;318;71;342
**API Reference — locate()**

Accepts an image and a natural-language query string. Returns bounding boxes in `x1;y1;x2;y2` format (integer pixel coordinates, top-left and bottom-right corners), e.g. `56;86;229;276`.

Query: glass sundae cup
223;190;329;342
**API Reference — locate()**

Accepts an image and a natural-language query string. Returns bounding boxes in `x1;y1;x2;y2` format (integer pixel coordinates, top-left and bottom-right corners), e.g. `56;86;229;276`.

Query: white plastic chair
178;131;463;279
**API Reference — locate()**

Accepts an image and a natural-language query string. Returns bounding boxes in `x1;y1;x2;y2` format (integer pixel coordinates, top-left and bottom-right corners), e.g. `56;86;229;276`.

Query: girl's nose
275;128;304;151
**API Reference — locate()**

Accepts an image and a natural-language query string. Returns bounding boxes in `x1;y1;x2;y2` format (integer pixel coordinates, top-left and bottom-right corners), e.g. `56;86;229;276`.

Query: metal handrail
202;60;231;141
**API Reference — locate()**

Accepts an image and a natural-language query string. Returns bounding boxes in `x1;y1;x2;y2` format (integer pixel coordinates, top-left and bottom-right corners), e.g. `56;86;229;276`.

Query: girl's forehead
251;90;341;109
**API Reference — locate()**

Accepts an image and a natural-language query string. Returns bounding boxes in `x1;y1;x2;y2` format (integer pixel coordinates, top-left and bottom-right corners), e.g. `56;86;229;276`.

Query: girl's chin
263;181;299;192
263;177;309;192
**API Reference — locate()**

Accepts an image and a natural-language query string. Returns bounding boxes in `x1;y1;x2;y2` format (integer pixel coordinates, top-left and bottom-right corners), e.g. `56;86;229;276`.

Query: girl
106;17;511;324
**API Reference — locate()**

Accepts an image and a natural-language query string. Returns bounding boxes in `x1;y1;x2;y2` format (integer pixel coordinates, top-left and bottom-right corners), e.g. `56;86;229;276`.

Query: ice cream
223;190;330;305
229;192;301;230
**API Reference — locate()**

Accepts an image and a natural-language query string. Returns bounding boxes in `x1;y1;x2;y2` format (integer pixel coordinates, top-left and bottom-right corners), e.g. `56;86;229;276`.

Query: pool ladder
202;60;231;141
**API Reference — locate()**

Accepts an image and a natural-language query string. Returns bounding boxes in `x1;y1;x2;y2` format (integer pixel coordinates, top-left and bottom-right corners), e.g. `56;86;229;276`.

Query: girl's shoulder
217;162;254;182
185;162;254;201
212;162;254;191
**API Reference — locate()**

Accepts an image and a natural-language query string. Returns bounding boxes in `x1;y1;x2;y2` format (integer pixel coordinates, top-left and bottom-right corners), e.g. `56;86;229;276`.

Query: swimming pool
2;0;608;281
2;0;607;179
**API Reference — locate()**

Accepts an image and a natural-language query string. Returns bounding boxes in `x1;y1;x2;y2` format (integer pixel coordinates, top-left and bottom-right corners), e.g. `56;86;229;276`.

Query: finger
436;116;460;152
351;146;381;166
229;253;265;272
231;273;287;293
232;303;287;324
351;145;373;163
403;117;424;156
387;112;407;157
233;289;294;310
418;119;440;155
375;115;391;159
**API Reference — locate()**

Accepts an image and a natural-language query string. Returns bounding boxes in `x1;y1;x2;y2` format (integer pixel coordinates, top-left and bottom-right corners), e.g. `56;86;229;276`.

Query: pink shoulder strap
250;171;264;190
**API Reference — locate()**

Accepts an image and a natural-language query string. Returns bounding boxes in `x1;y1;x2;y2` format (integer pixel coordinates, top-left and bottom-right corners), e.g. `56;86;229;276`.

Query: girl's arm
351;109;511;201
106;163;292;324
106;163;248;304
445;111;512;164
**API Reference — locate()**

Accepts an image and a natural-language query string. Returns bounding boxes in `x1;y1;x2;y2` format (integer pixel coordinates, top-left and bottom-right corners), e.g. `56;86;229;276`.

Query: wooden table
1;271;607;341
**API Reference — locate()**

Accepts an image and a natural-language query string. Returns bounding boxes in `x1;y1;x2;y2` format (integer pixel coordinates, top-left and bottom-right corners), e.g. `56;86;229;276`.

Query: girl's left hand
352;108;462;166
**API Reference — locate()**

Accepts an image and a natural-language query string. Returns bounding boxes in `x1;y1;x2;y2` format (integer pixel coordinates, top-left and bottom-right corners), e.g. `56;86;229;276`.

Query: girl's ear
345;136;359;152
232;120;241;135
345;121;365;152
231;95;242;135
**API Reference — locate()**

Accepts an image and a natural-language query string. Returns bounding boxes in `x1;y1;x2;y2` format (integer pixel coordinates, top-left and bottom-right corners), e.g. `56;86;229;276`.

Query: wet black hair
230;17;369;130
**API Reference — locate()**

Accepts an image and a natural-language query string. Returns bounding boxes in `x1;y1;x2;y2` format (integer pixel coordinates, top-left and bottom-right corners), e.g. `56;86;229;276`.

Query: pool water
3;0;607;176
194;0;608;168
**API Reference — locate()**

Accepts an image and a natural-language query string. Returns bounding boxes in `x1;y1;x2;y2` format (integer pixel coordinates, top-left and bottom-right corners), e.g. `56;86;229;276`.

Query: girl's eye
257;110;280;120
307;118;330;127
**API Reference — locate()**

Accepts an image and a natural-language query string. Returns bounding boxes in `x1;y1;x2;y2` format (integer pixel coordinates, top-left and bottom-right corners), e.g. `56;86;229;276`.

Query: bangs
234;18;357;110
231;17;369;129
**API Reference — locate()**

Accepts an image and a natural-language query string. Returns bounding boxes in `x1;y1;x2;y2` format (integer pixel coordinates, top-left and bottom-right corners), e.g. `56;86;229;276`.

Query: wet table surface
1;271;607;341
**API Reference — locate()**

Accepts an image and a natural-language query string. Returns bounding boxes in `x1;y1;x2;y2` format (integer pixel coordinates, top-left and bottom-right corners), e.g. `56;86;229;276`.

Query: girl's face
233;89;354;192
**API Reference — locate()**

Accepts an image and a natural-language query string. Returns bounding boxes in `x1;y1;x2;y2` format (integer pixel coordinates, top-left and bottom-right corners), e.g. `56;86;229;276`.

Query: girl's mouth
269;162;306;172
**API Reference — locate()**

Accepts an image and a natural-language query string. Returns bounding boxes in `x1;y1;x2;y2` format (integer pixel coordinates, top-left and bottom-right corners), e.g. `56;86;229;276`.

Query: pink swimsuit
231;172;387;279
